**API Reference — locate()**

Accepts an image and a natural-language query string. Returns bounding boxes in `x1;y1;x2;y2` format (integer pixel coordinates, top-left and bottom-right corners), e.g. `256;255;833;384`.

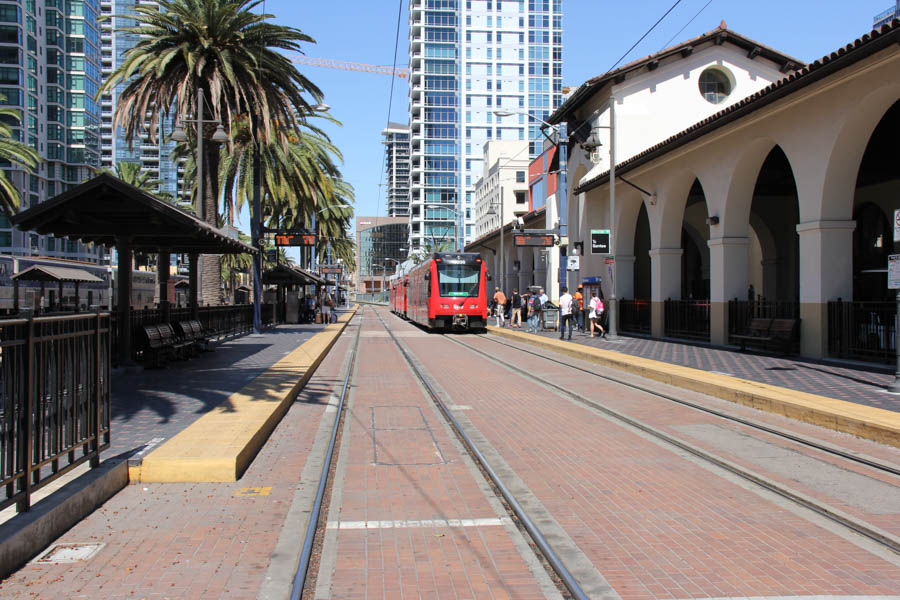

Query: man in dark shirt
510;289;523;328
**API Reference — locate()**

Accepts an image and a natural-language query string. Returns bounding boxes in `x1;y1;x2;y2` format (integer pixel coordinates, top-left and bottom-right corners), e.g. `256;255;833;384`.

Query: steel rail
474;333;900;477
446;334;900;555
290;311;363;600
371;308;590;600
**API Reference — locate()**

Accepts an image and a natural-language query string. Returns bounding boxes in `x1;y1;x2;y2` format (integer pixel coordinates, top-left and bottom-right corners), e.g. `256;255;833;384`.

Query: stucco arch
614;186;644;255
719;137;780;237
653;168;704;248
818;83;900;221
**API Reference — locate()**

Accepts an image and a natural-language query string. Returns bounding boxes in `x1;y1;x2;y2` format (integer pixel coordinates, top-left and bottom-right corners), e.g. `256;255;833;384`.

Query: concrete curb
130;307;359;483
0;457;129;579
487;326;900;448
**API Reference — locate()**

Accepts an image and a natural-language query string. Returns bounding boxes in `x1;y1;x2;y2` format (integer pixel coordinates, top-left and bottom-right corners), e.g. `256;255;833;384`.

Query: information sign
566;255;580;271
889;254;900;289
320;266;342;275
274;233;316;247
590;230;610;254
605;256;615;265
514;233;555;247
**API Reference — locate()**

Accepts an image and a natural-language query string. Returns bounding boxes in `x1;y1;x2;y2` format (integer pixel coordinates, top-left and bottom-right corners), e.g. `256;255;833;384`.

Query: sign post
890;254;900;392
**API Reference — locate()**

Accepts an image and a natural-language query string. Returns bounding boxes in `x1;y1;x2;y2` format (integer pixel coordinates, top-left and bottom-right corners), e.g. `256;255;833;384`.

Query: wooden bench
142;325;174;368
732;317;799;354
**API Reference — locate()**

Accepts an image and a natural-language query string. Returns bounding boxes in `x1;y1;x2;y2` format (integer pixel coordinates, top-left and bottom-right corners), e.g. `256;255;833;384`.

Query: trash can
542;307;559;331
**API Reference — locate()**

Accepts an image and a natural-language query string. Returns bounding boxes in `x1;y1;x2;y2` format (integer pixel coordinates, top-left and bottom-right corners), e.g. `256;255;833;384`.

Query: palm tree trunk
200;134;221;305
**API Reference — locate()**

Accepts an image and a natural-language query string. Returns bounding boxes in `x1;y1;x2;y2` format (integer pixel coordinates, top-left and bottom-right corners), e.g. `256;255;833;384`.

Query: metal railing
618;299;651;335
727;299;800;344
664;299;710;342
354;293;389;305
828;299;896;363
1;312;111;512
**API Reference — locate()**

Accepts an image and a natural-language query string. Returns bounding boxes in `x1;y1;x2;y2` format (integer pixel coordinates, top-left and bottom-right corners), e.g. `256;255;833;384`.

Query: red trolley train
403;252;488;331
389;273;407;316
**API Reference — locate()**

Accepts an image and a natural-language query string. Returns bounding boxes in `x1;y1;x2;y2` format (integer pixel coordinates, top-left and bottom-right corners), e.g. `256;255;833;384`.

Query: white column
650;248;683;337
796;220;855;358
708;237;749;345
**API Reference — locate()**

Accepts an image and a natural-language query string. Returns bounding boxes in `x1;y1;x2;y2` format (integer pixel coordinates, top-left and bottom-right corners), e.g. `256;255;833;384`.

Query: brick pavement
401;312;900;599
0;320;354;599
492;325;900;412
314;309;558;599
109;323;327;457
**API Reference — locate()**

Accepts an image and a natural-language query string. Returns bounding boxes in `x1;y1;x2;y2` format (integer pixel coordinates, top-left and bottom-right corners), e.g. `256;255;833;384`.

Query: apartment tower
0;0;103;260
382;121;411;217
407;0;562;250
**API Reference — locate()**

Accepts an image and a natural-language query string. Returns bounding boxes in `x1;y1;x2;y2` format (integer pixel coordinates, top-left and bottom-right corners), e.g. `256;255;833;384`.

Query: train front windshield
436;262;480;297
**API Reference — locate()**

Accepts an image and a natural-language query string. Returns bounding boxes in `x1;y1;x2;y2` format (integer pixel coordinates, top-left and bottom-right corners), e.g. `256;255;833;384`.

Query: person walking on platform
492;287;507;327
589;291;606;338
527;292;541;333
573;284;585;332
537;287;549;330
510;288;523;328
558;286;574;340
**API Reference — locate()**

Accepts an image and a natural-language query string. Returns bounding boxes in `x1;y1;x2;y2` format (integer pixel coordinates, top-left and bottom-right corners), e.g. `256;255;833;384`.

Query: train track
441;329;900;555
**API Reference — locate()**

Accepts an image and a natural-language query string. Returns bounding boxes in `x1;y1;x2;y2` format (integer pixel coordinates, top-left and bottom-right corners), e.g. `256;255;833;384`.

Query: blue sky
238;0;894;245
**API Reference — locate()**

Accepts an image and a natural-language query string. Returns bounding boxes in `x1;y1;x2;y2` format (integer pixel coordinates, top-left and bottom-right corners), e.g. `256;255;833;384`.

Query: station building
550;21;900;361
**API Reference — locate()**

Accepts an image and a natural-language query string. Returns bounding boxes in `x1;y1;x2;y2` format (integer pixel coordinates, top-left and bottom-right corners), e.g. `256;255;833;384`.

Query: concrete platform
129;308;357;482
487;325;900;448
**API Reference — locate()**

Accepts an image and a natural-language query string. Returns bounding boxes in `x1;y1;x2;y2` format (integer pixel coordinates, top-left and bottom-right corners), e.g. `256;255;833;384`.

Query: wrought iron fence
664;299;710;342
619;299;651;335
727;299;800;344
828;299;896;363
1;312;111;512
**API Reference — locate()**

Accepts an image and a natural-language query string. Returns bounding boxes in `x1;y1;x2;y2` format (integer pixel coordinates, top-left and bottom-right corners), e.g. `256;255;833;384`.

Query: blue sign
582;276;602;284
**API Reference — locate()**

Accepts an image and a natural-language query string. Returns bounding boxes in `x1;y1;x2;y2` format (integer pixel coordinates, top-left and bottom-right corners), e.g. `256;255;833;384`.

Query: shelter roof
12;265;104;283
10;174;257;255
262;264;322;285
548;25;804;126
573;20;900;194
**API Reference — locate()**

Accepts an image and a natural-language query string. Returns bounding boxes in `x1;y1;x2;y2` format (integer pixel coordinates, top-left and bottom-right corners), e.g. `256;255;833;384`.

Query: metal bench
142;324;173;368
173;321;202;357
732;317;799;354
188;319;213;351
157;323;191;360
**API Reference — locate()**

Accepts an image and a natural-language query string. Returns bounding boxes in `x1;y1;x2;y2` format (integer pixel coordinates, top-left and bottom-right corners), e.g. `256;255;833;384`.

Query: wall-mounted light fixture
573;241;584;255
513;259;521;272
705;216;720;226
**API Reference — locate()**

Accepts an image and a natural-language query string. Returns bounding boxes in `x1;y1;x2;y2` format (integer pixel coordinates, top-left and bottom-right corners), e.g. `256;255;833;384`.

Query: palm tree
221;231;253;302
100;0;324;304
0;105;41;217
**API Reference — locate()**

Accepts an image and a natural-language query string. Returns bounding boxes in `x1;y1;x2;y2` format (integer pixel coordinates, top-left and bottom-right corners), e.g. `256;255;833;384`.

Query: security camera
515;217;525;231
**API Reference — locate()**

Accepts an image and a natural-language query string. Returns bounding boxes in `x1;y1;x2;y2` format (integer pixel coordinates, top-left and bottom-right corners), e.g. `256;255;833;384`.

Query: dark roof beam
748;46;762;59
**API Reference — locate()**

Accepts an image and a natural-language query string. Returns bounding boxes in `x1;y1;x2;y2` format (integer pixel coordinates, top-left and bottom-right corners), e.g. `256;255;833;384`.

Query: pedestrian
589;291;606;338
322;292;333;324
558;286;574;340
527;291;541;333
510;288;523;328
573;284;585;332
492;287;507;327
537;287;548;330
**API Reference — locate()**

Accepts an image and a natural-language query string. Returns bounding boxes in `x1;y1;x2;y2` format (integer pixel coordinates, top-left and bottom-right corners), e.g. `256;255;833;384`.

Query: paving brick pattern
109;323;326;457
321;310;549;599
500;325;900;412
0;326;353;599
463;334;900;539
395;312;900;600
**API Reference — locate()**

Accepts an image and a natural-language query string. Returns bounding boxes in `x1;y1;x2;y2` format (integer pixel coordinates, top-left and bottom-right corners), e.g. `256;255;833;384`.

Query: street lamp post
493;110;567;298
487;192;505;294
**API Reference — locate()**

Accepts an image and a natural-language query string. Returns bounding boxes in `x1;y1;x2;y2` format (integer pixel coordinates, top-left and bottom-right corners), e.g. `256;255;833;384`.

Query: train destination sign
320;266;342;274
513;233;554;247
591;229;610;254
275;233;316;247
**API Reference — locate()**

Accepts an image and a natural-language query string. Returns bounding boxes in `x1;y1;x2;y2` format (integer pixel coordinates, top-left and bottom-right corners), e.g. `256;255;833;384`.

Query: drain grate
34;543;104;564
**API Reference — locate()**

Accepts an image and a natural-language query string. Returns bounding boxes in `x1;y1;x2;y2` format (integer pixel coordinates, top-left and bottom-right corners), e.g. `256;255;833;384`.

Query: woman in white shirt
588;292;606;338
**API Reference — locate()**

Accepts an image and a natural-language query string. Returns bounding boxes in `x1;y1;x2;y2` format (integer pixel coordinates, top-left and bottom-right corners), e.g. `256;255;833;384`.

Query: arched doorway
620;202;652;333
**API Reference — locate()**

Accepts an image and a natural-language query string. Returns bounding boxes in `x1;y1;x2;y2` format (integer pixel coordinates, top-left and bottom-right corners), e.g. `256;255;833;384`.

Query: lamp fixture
580;128;603;153
170;124;187;142
211;124;229;143
706;216;720;226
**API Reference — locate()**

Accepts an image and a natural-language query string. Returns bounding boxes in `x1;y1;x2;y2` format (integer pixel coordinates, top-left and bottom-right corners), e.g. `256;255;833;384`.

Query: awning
262;264;320;285
10;173;257;255
12;265;104;283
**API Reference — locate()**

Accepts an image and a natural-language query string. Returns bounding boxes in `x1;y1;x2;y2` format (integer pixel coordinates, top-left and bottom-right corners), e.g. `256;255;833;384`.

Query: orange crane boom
292;56;409;78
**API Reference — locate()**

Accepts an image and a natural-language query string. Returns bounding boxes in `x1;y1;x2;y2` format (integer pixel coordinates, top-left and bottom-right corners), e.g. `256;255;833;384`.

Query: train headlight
470;304;477;309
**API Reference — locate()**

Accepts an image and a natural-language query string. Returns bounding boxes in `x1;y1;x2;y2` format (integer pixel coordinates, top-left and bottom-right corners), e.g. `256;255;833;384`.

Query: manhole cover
34;543;104;563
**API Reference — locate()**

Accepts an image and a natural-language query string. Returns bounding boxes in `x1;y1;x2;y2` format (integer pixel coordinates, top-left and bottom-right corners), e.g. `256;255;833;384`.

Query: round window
698;67;733;104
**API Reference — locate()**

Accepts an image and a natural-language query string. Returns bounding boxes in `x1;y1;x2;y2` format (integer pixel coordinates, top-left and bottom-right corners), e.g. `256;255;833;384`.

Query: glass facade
0;0;102;260
408;0;562;251
100;0;184;202
358;221;408;294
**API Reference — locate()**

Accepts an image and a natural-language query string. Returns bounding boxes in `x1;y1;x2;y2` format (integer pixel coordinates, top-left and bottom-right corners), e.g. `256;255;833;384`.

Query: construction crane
291;56;408;78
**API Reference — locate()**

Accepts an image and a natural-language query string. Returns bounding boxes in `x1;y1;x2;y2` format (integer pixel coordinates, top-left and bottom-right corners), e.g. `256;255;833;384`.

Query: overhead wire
605;0;685;74
659;0;715;51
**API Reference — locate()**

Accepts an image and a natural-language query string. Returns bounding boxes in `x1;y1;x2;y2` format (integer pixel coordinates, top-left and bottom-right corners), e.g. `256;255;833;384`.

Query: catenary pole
608;95;618;338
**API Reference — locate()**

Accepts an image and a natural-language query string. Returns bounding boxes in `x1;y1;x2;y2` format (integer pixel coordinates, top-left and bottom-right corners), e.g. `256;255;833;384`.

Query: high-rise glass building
100;0;185;203
407;0;562;251
0;0;103;260
874;2;899;28
382;121;411;217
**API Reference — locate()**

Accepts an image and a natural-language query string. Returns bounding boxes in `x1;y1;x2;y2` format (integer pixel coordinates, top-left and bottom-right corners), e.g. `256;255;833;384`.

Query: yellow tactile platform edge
129;307;358;483
487;326;900;448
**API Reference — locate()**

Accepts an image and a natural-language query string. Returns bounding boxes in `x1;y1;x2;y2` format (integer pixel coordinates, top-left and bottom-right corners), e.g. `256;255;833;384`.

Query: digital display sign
513;234;554;247
275;234;316;247
320;267;342;274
